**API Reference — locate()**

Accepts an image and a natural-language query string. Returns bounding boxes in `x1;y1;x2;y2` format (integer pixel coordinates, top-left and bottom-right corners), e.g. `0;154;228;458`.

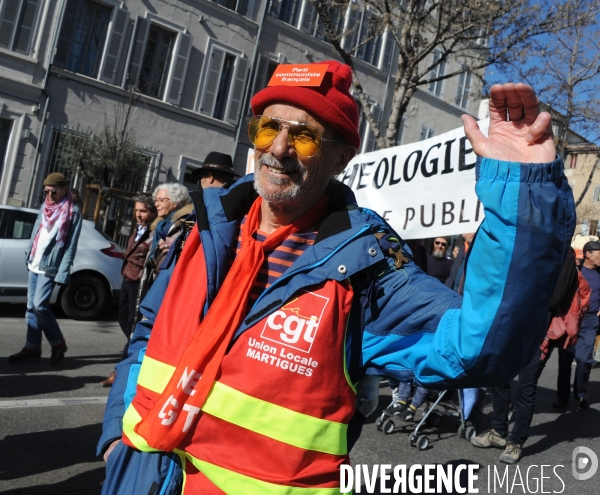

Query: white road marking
0;397;108;408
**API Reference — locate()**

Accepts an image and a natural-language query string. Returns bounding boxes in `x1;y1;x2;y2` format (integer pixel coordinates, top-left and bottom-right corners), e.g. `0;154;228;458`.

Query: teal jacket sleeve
362;156;575;388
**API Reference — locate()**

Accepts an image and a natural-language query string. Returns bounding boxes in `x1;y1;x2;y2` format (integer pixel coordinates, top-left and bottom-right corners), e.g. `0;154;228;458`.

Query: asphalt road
1;303;600;494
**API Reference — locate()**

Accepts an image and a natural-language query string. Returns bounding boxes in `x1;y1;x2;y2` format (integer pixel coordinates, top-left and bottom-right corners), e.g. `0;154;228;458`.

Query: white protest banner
338;120;489;239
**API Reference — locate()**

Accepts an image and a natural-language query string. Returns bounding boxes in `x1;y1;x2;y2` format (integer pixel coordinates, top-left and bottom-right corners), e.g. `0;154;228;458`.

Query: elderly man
191;151;238;189
98;61;574;494
9;173;82;364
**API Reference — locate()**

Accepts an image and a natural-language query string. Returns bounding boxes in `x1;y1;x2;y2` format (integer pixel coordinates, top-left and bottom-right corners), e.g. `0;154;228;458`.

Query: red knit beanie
251;60;360;149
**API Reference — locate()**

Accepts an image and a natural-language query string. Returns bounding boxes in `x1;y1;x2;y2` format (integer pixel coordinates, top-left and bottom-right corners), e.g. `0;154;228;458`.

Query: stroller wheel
376;416;384;431
416;435;429;450
465;426;477;441
457;424;465;438
383;418;395;435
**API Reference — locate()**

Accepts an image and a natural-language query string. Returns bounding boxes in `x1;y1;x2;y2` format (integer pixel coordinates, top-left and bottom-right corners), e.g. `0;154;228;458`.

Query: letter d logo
572;446;598;481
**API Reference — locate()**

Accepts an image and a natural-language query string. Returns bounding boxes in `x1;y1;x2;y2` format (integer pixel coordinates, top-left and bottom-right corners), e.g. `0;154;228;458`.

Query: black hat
191;152;237;178
583;241;600;254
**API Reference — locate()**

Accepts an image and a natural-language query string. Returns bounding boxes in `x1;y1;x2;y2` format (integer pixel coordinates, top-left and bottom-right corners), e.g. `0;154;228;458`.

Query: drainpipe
25;0;67;206
232;0;272;165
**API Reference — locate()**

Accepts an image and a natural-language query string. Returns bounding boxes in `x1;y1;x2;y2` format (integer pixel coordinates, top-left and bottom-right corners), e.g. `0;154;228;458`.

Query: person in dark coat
427;237;453;283
101;195;157;387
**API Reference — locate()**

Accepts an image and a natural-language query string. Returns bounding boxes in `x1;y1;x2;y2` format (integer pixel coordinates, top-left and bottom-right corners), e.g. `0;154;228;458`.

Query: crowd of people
5;59;595;492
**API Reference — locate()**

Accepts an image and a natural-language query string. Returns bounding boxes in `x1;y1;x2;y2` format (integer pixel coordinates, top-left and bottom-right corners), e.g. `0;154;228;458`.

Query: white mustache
258;154;305;174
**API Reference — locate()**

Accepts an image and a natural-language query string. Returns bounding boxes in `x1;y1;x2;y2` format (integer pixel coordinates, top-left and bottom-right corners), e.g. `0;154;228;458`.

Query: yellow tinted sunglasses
248;115;340;158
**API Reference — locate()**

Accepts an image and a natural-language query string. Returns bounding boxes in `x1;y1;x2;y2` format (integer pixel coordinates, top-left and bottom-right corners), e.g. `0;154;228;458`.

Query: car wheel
60;275;109;320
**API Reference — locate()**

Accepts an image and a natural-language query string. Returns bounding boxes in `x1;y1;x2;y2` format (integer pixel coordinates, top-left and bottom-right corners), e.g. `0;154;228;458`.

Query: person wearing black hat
191;151;238;189
555;240;600;409
8;172;82;365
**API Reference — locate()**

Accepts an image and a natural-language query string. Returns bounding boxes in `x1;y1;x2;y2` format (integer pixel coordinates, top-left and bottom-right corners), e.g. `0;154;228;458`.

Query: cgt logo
261;291;330;353
572;446;598;481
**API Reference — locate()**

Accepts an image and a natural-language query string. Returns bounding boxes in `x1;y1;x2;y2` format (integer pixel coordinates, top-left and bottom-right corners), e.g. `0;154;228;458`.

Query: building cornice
0;74;43;102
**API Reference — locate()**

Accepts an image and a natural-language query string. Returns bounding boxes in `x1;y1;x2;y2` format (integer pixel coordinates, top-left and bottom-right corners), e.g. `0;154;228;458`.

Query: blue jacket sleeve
97;264;174;455
362;156;575;388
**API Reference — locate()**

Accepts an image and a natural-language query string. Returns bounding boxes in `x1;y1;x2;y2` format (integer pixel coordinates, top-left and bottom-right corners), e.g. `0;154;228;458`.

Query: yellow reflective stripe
122;404;160;452
203;381;347;455
130;357;347;454
182;453;342;495
137;355;176;393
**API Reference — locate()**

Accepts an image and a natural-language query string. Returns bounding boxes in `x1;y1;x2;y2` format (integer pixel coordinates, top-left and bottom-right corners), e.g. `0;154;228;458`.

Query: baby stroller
376;386;480;450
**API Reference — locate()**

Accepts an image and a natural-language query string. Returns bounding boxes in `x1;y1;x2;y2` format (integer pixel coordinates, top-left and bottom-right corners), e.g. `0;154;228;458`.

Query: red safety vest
125;260;356;494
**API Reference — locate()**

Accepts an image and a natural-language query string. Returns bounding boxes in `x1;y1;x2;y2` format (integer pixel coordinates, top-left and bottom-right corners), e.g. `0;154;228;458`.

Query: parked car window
10;211;37;240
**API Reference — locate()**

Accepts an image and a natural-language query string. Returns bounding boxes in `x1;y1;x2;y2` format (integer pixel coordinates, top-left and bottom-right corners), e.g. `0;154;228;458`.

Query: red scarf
29;192;74;261
135;194;329;450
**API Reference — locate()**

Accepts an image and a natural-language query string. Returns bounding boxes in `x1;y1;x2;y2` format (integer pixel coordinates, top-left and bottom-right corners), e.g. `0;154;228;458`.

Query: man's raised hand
462;83;555;164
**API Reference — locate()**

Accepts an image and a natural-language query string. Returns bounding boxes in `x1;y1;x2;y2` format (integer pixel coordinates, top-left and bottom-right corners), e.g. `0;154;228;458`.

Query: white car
0;205;123;320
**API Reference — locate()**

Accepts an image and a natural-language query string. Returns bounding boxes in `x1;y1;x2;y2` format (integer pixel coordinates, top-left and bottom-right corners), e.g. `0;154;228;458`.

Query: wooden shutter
342;2;361;51
249;54;268;114
0;0;21;49
199;45;225;116
379;28;394;70
226;56;249;124
123;17;150;89
14;0;39;54
300;0;316;33
165;31;192;105
99;7;129;84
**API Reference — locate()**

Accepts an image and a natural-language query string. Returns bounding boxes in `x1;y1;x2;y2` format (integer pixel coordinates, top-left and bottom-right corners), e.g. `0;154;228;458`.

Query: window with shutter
198;43;248;124
0;0;41;55
54;0;114;78
420;125;435;141
395;117;407;146
364;104;381;152
278;0;302;26
357;9;383;66
455;69;472;110
427;50;446;97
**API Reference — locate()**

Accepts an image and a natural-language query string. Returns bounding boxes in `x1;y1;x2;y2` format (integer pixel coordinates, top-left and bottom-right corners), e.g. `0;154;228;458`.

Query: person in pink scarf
9;172;82;365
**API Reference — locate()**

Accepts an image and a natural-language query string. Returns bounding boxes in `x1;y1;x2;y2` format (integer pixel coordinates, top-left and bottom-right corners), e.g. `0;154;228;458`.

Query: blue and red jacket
99;156;575;494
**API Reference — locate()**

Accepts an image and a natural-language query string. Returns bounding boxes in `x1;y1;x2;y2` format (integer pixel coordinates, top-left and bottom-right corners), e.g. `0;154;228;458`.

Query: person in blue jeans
385;379;430;420
8;172;82;365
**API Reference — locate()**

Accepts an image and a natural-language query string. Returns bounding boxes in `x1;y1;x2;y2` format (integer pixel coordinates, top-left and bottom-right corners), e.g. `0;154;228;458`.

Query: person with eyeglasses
8;173;82;365
427;237;453;284
98;61;575;494
135;183;193;305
